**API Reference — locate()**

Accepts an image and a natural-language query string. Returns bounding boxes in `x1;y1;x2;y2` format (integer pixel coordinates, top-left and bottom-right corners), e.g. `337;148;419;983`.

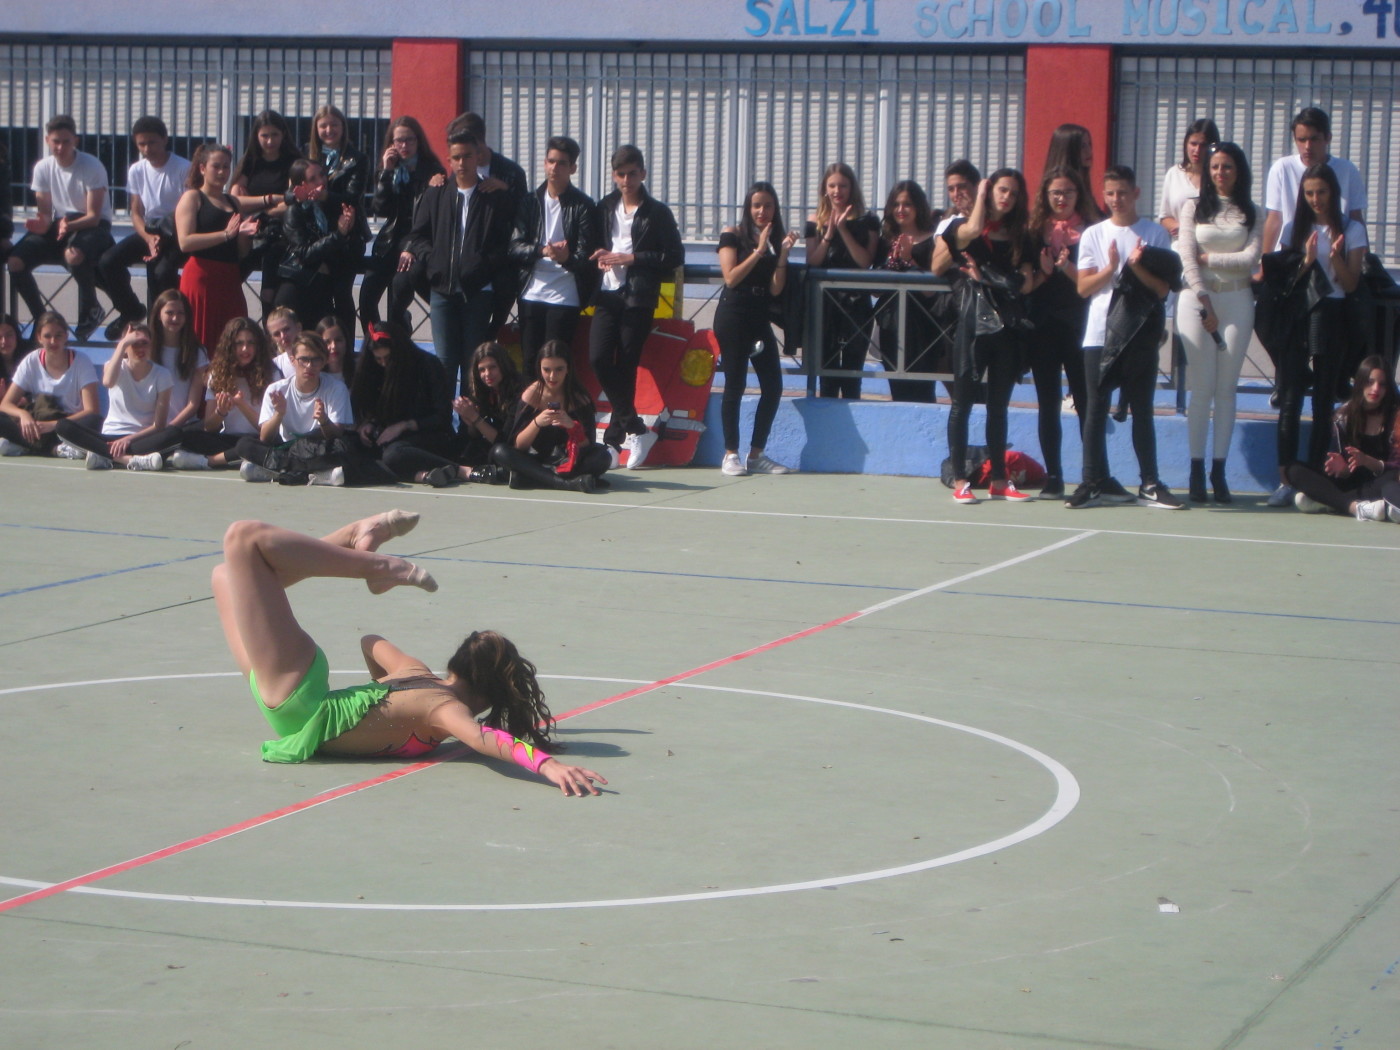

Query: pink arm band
479;726;552;774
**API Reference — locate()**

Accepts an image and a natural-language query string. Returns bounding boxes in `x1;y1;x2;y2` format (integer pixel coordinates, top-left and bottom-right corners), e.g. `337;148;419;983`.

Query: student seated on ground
148;289;208;434
54;322;179;471
8;115;114;339
1286;355;1398;521
266;306;302;378
491;339;609;493
0;311;100;457
402;340;524;488
348;322;456;485
170;316;275;471
315;314;356;388
0;313;33;403
235;331;355;486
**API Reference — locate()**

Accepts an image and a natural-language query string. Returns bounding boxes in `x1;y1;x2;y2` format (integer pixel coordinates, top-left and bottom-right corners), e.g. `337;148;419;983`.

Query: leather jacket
508;183;600;305
593;186;684;312
405;181;513;296
369;155;446;258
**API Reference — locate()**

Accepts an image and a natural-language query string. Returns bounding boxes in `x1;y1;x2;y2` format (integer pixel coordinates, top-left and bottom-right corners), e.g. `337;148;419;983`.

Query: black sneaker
1065;482;1100;509
425;464;457;488
74;307;106;343
1138;482;1185;509
104;315;141;341
1100;477;1135;504
1039;476;1064;501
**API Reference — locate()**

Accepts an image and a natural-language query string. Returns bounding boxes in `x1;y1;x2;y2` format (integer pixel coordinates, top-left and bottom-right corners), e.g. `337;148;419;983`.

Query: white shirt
205;379;261;436
259;373;353;442
104;361;174;436
522;192;577;306
1077;216;1172;348
1264;154;1367;250
159;344;208;420
31;152;113;221
602;199;636;293
273;351;295;380
10;350;99;415
1157;165;1200;230
127;154;192;224
1278;218;1367;299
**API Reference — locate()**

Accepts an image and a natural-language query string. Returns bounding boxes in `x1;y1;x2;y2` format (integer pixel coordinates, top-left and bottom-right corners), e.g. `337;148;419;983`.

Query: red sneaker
989;481;1034;502
953;481;979;504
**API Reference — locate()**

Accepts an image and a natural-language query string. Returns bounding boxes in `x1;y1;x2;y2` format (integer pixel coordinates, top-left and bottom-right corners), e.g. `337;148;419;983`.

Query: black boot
1210;459;1232;504
1188;459;1207;503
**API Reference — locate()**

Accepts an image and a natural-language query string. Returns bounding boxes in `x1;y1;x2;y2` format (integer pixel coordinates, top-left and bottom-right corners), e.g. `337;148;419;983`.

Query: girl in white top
1275;162;1367;482
0;311;100;455
1176;142;1263;504
150;289;209;430
54;322;177;471
171;317;276;470
1157;119;1219;240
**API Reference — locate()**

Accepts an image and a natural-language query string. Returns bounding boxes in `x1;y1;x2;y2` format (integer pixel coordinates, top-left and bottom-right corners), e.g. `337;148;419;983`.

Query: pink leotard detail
479;726;552;773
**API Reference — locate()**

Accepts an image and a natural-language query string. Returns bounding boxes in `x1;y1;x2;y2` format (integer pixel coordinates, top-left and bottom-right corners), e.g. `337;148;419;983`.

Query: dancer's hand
540;758;607;797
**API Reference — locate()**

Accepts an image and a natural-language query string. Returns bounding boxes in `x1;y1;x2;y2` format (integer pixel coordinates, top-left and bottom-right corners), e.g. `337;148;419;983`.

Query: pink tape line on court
0;612;862;915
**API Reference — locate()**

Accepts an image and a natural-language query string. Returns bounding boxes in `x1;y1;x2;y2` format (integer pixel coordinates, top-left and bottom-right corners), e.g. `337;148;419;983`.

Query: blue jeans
429;287;494;395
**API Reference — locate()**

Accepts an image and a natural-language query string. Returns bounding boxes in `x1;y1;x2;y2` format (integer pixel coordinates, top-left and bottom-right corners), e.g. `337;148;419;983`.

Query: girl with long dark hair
348;322;454;483
230;110;303;317
171;316;276;470
176;145;259;350
491;340;609;492
875;180;940;405
715;181;798;476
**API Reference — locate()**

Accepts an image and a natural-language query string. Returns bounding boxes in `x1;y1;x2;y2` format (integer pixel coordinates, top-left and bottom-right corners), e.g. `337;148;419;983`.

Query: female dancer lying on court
212;513;606;795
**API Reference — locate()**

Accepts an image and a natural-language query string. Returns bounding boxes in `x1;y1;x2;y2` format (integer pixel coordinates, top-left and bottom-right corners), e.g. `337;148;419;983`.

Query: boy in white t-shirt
236;331;353;485
8;115;115;339
98;116;191;336
1067;165;1181;510
1261;107;1366;254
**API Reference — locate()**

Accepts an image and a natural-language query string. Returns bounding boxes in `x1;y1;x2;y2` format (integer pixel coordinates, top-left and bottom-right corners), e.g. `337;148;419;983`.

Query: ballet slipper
366;560;437;595
353;509;421;552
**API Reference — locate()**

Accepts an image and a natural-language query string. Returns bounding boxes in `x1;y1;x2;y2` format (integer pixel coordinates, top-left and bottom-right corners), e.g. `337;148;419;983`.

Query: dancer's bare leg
216;519;436;706
320;509;420;554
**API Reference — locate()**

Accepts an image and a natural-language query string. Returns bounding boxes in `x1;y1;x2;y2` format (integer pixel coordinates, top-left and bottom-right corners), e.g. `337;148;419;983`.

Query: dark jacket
312;144;371;205
950;234;1031;383
369;154;446;258
1098;244;1182;386
508;183;600;305
277;192;370;287
351;348;453;435
593;186;685;312
406;180;514;297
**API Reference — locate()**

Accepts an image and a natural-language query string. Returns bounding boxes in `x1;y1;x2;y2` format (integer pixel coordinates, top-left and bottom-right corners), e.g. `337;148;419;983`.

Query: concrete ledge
694;390;1300;497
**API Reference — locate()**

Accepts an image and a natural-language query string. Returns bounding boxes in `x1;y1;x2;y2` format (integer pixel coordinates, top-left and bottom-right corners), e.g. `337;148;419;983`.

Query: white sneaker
85;451;113;471
721;452;748;476
1293;492;1328;514
1388;502;1400;525
309;466;345;487
622;430;658;469
168;449;210;471
1266;483;1296;507
1354;499;1387;522
240;461;275;483
605;445;621;470
747;452;792;475
55;441;86;460
126;452;164;471
0;437;25;456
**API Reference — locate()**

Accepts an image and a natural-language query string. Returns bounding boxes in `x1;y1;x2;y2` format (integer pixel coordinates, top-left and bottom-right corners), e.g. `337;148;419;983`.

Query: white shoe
126;452;164;471
1266;483;1296;507
622;430;658;469
747;452;792;475
0;437;25;456
721;452;748;476
1293;492;1328;514
85;451;113;471
309;466;345;487
55;441;86;460
1354;499;1387;522
240;461;275;483
168;449;209;470
605;445;621;470
1388;502;1400;525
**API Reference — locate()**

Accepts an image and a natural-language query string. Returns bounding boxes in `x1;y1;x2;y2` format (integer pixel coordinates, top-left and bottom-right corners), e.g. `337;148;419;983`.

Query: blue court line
0;550;222;599
0;521;217;545
414;553;906;592
943;589;1400;627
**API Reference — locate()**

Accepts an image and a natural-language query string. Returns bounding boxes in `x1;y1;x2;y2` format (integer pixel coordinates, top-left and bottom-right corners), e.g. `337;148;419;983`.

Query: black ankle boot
1210;459;1232;504
1188;459;1207;503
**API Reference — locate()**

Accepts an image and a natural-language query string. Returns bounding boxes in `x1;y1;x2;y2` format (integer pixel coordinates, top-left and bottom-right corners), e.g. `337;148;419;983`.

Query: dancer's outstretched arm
429;704;608;797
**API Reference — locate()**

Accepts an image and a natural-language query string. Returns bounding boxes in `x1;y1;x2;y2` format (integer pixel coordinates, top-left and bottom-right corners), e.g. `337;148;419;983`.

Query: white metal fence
469;48;1025;241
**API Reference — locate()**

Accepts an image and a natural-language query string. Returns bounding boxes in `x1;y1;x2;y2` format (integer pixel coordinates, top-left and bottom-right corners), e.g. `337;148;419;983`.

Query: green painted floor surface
0;458;1396;1050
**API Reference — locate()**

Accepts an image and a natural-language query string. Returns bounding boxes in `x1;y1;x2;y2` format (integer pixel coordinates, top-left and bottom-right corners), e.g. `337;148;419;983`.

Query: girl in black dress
805;162;878;399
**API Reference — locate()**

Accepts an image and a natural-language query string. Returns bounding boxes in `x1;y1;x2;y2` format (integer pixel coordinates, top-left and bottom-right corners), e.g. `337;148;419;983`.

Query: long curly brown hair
206;317;273;397
447;631;558;752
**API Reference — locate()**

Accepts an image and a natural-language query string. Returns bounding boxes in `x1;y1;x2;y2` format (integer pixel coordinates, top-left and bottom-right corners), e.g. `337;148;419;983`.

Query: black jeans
1277;298;1347;470
1027;315;1088;481
589;290;653;446
947;331;1020;483
97;232;182;320
715;298;783;452
1285;462;1388;514
518;299;581;381
819;289;872;399
358;250;425;335
1080;342;1159;487
10;220;114;323
54;417;183;458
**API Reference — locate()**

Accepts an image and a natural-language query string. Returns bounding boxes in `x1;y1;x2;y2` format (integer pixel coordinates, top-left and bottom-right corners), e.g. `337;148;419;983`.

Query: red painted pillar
1023;45;1114;193
390;39;466;163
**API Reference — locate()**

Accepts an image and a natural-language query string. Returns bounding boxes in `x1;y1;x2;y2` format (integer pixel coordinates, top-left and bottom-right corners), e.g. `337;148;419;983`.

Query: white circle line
2;676;1079;910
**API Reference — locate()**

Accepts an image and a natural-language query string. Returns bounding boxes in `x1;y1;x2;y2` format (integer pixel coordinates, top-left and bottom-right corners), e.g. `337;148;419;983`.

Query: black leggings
519;300;581;381
1277;298;1347;469
1284;463;1387;515
1080;343;1159;487
589;291;653;446
819;290;872;400
714;300;782;452
54;417;183;458
947;332;1020;482
1026;315;1087;481
490;441;610;489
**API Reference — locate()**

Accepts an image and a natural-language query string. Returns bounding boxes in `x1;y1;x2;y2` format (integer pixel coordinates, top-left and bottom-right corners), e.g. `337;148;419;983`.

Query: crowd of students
0;105;1395;520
